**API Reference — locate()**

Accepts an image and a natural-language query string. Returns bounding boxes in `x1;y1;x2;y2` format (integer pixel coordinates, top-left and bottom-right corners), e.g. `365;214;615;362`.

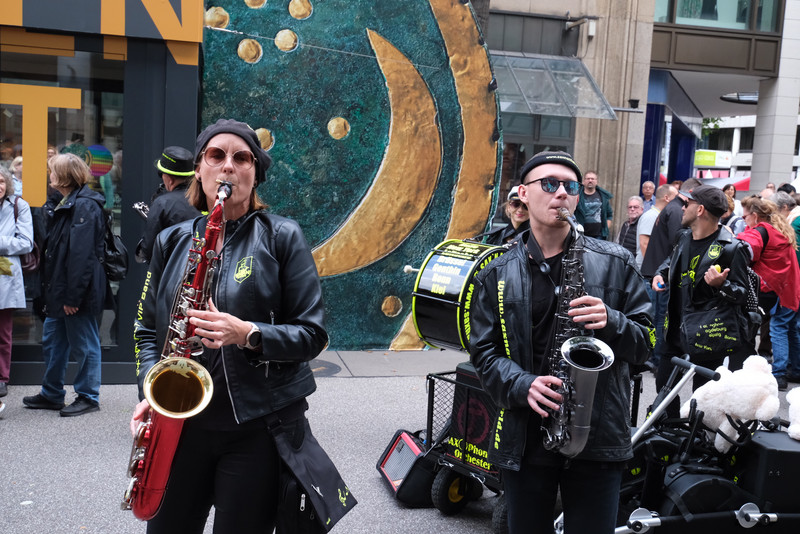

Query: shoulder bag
12;196;40;273
678;235;754;359
269;411;357;533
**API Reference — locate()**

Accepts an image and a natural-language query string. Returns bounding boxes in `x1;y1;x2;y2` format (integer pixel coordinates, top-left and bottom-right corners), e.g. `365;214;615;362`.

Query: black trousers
146;422;280;534
502;458;623;534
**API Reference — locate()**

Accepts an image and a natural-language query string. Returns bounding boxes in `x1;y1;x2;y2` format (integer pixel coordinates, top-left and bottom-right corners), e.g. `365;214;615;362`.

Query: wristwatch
241;322;262;350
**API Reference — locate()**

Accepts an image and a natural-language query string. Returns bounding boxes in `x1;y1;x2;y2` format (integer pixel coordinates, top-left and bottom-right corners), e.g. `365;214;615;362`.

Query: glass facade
655;0;782;32
1;49;124;348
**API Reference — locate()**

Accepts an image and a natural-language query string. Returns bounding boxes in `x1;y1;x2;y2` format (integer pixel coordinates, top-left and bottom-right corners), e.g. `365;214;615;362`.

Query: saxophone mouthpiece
215;180;233;200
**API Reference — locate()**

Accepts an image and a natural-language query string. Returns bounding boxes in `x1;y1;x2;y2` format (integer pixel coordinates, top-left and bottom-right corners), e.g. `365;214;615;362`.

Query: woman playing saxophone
129;119;328;533
468;151;654;534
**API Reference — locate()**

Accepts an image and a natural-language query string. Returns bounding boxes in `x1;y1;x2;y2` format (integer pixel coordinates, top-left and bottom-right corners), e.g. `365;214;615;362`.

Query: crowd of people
4;123;800;532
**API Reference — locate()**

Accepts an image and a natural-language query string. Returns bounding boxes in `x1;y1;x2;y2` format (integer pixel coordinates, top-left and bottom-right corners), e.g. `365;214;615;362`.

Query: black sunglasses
523;177;581;196
508;199;528;210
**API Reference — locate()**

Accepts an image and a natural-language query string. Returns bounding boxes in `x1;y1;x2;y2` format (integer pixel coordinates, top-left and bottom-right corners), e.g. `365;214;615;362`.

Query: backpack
103;211;129;281
719;234;763;346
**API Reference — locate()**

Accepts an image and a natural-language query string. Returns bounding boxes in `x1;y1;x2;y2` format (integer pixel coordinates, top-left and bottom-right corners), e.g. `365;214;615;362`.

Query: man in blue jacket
469;151;654;533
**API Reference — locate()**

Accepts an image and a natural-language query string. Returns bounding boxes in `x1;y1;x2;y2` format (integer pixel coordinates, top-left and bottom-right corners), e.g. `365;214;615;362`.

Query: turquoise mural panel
201;0;501;349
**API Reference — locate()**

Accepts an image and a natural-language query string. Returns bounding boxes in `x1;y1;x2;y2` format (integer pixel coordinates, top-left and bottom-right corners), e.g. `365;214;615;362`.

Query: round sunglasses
201;147;256;169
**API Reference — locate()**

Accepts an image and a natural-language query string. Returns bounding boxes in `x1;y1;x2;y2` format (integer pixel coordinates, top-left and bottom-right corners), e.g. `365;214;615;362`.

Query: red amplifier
376;429;435;507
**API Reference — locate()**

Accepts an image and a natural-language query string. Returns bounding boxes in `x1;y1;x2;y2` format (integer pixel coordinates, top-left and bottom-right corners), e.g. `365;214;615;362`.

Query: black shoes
22;394;99;416
776;376;788;391
60;396;100;417
786;373;800;384
23;393;65;410
0;382;7;397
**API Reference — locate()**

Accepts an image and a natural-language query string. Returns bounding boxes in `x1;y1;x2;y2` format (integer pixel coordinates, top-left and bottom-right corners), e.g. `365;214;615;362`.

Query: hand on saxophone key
567;295;607;330
187;298;253;349
130;399;151;437
527;376;563;418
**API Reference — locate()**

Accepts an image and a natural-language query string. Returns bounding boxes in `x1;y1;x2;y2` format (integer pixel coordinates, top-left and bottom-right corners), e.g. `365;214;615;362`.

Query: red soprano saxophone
122;181;233;520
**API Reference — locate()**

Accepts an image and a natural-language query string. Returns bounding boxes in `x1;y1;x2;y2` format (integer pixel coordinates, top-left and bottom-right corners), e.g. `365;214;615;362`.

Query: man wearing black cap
652;185;753;393
469;151;653;534
135;146;201;263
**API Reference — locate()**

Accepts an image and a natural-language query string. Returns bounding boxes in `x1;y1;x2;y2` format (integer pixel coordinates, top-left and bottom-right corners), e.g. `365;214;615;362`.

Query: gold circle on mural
381;296;403;318
255;128;274;150
288;0;313;19
327;117;350;140
244;0;266;8
274;29;298;52
237;39;263;64
204;7;229;28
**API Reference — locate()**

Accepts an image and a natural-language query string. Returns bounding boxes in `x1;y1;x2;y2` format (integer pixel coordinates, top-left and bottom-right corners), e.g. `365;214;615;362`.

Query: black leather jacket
135;181;200;263
469;231;654;470
134;210;328;424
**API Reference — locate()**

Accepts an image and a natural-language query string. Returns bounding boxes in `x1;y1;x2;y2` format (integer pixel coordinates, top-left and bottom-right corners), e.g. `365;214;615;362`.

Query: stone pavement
0;350;794;533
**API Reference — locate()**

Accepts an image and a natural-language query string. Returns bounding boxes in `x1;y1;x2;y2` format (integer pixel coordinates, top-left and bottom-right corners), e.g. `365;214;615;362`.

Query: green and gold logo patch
234;256;253;283
708;244;723;261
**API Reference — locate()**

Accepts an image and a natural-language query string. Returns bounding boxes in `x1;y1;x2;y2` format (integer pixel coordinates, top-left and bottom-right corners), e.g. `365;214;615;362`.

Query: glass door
1;48;124;349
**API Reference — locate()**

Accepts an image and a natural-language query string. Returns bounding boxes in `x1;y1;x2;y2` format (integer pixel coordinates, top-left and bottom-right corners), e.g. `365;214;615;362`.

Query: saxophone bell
142;356;214;419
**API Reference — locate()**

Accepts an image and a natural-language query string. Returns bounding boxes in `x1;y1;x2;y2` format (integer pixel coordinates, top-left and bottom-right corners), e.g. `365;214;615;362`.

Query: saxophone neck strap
525;231;574;275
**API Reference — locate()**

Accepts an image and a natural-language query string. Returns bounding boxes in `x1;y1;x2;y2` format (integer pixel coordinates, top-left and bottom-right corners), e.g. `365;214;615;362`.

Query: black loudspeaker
376;430;435;507
443;362;499;476
736;430;800;511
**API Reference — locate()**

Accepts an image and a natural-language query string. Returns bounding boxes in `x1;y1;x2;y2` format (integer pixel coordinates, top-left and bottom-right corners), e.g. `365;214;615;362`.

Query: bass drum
412;240;505;351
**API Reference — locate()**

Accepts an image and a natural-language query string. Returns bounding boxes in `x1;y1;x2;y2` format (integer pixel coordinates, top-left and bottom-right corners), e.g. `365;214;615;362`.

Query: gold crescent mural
390;0;499;350
311;29;443;277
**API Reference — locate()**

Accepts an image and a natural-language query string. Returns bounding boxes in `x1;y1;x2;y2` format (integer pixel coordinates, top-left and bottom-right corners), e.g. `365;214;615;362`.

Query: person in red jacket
738;195;800;390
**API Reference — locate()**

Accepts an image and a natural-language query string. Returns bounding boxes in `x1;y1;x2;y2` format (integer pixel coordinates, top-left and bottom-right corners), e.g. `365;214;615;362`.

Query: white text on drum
430;273;452;295
432;263;463;276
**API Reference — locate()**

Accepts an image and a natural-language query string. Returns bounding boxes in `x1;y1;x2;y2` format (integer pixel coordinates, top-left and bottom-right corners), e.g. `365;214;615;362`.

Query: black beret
519;151;583;183
195;119;272;184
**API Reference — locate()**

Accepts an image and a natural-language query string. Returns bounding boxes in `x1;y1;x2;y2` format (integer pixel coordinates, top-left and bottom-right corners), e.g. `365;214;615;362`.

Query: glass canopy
492;52;617;120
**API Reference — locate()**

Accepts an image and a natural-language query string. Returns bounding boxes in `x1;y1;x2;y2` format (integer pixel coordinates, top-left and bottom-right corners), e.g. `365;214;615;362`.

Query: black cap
683;185;728;217
518;151;582;183
195;119;272;184
155;146;195;177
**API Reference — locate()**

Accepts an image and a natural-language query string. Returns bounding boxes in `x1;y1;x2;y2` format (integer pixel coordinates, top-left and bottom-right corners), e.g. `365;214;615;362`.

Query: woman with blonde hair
22;153;108;416
483;186;530;245
0;165;34;399
738;195;800;390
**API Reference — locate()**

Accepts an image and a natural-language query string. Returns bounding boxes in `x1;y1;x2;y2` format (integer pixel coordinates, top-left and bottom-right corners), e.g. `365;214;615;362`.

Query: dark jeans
646;283;669;367
502;459;623;534
147;422;280;534
655;342;747;418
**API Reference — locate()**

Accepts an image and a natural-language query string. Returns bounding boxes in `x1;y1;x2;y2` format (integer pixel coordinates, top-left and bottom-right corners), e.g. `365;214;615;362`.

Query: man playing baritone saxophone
469;151;654;534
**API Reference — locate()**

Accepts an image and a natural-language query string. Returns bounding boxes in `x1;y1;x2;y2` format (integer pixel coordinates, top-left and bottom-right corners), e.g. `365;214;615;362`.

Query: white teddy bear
786;388;800;441
680;356;780;453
